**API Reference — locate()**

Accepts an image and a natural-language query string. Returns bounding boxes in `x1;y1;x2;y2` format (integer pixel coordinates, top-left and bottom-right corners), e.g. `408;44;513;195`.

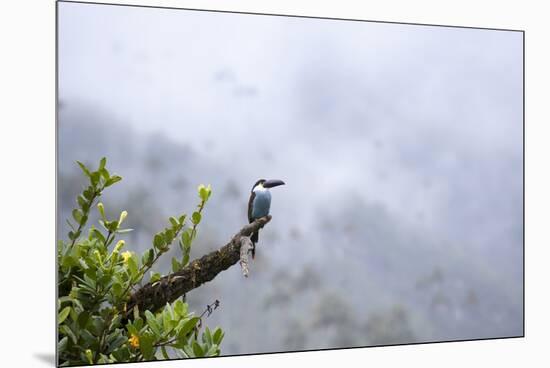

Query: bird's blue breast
252;190;271;219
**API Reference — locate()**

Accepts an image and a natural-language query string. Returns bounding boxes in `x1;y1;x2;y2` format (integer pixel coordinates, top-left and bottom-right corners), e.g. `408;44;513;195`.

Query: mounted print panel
57;1;524;366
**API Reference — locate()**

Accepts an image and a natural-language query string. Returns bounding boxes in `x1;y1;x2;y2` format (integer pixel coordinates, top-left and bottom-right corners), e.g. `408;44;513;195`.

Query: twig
199;299;220;319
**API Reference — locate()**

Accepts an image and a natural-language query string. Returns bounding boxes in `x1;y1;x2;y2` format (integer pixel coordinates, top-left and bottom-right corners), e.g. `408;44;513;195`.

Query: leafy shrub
58;158;224;365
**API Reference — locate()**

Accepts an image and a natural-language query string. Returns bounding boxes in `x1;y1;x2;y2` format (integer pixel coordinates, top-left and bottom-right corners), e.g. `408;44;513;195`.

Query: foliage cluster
58;158;223;365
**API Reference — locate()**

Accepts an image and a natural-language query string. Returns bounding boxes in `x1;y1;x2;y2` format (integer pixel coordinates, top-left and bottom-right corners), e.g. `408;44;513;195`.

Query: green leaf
180;232;192;266
58;296;72;305
198;184;208;201
100;167;110;181
91;228;106;244
161;346;170;360
183;344;195;358
178;215;186;225
58;336;68;352
105;175;122;187
83;186;94;200
178;317;200;338
164;228;175;244
169;216;179;228
107;220;119;233
107;334;126;354
65;219;75;232
173;300;187;319
85;349;93;364
182;252;190;267
97;202;106;220
99;220;108;231
126;322;139;337
202;326;212;346
165;302;174;320
118;210;128;226
90;171;101;186
78;258;89;270
77;195;88;211
192;340;204;357
134;317;144;331
97;354;109;364
61;255;77;268
191;212;202;225
205;344;220;357
162;308;172;332
127;254;138;277
153;233;165;250
140;333;154;360
80;329;96;345
99;157;107;170
84;273;97;290
181;230;192;248
150;272;161;283
112;282;122;297
72;209;83;224
212;327;224;345
145;310;161;337
76;161;91;178
79;215;88;226
60;325;78;344
171;257;180;273
172;330;188;350
109;314;122;330
112;345;130;362
68;230;81;242
58;306;71;324
197;184;212;200
141;249;154;267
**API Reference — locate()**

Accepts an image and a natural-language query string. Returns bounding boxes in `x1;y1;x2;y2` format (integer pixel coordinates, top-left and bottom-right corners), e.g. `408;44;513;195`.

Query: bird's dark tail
251;231;259;259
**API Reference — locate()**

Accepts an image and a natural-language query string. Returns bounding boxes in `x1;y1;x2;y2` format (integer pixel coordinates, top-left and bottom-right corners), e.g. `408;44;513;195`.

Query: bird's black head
251;179;266;191
251;178;285;191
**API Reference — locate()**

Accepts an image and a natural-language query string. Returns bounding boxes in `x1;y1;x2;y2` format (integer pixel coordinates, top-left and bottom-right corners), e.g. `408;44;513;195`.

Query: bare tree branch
125;215;271;318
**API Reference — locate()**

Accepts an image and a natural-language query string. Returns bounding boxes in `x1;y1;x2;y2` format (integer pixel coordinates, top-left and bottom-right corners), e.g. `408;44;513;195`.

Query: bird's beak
263;179;285;188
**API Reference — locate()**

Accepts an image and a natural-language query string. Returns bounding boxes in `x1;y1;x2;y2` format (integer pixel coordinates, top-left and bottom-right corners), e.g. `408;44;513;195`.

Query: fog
58;2;523;355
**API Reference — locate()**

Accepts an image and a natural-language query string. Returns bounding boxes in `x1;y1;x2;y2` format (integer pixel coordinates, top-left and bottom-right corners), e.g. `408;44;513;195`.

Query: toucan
247;179;285;258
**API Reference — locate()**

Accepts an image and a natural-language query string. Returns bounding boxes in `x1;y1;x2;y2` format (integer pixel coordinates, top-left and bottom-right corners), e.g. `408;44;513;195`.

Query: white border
1;1;548;367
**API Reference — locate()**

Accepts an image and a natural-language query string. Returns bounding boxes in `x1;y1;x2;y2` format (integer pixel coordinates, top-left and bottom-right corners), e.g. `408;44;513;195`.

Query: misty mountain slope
314;194;522;341
58;100;522;355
